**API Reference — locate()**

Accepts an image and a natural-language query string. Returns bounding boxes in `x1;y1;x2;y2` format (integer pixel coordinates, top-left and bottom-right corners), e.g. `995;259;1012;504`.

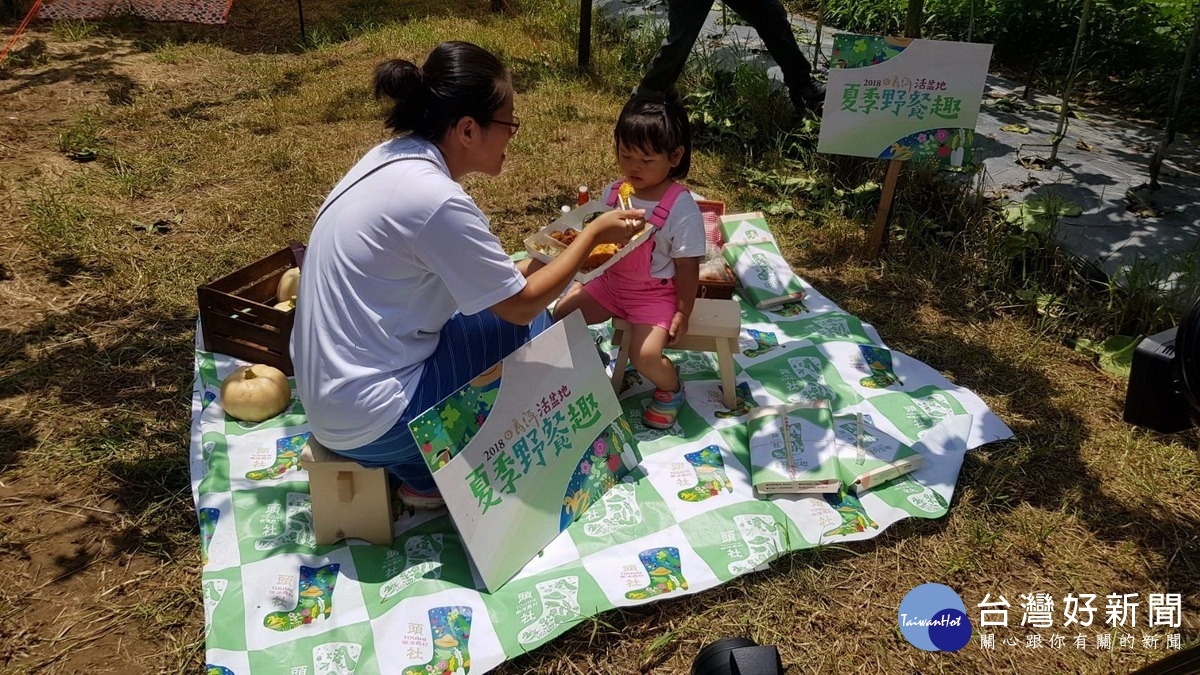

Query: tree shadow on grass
0;296;199;576
1;0;521;104
0;36;141;99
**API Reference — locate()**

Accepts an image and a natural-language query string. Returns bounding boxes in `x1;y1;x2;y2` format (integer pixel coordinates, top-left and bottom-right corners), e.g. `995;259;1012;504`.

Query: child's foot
398;484;446;511
643;368;685;430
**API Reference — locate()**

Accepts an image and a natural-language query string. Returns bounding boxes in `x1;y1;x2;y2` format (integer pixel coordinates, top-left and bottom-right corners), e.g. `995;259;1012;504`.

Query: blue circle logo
898;583;973;652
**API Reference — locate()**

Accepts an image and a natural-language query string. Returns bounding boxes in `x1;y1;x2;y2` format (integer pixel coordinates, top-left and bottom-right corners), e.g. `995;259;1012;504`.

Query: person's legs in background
635;0;715;100
335;310;554;500
723;0;825;112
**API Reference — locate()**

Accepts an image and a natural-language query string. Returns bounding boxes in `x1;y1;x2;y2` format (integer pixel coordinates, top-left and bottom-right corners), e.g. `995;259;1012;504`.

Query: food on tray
584;244;620;270
618;182;635;210
548;228;620;271
617;183;643;227
699;259;734;282
549;229;580;246
530;242;557;257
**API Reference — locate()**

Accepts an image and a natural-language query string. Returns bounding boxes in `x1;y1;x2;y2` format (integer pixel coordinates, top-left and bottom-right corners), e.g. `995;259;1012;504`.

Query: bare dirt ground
0;15;292;672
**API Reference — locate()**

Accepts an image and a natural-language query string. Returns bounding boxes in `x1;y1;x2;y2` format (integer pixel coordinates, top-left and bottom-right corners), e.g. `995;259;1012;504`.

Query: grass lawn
0;0;1197;672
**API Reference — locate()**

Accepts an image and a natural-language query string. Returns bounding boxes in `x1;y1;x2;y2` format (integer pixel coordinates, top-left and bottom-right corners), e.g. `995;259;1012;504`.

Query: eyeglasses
489;115;521;137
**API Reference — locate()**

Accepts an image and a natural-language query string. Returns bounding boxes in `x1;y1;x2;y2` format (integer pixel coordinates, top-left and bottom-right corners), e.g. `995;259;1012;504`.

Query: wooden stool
300;438;394;546
611;297;741;408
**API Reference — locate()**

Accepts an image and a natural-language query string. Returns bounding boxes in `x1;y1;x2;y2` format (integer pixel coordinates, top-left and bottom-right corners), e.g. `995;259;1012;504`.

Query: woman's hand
580;208;646;247
494;207;644;325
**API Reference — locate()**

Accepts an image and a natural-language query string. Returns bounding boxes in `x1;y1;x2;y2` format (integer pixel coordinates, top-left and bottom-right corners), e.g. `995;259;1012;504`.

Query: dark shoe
595;336;611;367
792;80;826;112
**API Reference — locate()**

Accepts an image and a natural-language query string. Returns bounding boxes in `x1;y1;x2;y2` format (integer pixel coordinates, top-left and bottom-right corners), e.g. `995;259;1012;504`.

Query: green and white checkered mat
192;276;1011;675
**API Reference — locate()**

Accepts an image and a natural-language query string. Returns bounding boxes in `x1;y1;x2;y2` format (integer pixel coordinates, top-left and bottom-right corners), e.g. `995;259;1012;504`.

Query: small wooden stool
611;297;742;408
300;438;394;546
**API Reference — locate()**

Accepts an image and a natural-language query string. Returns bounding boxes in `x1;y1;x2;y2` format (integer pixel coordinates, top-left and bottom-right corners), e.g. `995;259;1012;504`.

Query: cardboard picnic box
197;242;304;375
719;212;808;311
407;313;639;591
523;201;655;284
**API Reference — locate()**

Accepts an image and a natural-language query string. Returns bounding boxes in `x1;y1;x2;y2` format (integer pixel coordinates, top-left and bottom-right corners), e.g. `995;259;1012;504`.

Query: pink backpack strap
647;182;688;228
604;180;624;208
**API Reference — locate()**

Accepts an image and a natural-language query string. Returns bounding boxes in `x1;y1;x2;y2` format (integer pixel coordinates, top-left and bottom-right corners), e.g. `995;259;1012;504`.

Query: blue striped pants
333;309;553;494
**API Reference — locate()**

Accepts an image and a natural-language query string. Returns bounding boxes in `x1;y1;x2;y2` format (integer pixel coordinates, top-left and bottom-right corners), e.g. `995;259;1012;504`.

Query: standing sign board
407;313;635;591
817;35;992;167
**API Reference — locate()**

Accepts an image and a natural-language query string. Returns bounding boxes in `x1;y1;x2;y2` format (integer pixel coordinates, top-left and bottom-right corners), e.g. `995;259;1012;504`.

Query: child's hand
585;208;646;246
667;310;689;346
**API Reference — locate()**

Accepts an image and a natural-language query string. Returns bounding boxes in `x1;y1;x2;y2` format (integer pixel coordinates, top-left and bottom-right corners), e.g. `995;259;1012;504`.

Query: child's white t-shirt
291;136;526;450
601;182;706;279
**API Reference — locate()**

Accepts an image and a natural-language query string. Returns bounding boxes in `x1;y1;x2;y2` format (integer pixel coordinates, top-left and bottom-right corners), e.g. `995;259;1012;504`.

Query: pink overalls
582;180;689;331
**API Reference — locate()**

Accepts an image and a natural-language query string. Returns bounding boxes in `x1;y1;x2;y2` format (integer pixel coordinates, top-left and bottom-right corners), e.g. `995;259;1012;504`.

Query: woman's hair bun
374;42;511;139
375;59;427;133
374;59;422;103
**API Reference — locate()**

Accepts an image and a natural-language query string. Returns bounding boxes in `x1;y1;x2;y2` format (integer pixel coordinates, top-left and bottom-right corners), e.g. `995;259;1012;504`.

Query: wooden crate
697;277;736;299
197;242;305;375
695;198;736;300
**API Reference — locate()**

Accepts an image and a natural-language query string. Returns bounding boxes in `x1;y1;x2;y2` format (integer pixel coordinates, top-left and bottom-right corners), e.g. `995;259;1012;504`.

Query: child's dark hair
374;41;512;141
614;92;692;179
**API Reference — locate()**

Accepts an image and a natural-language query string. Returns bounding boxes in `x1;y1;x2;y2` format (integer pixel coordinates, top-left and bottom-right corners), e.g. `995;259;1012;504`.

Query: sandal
643;367;685;430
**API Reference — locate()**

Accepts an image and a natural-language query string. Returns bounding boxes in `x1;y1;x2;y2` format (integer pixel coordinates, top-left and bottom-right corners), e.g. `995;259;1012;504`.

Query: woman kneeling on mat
291;41;642;508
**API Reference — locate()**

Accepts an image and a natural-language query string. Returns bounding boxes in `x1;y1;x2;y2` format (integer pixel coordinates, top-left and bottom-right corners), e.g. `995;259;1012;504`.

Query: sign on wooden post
816;34;992;256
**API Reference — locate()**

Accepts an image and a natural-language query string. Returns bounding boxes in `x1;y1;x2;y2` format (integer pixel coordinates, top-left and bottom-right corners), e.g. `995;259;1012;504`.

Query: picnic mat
39;0;233;24
191;274;1012;674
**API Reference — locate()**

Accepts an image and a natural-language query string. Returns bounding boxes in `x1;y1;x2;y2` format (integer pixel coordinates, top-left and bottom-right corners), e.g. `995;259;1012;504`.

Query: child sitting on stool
554;94;706;429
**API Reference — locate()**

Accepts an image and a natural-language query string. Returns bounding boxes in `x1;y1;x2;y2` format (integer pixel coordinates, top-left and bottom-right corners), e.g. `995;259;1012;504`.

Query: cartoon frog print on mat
672;350;717;377
858;345;901;389
742;329;780;358
264;563;340;631
713;382;758;419
625;547;689;600
786;356;835;403
380;534;445;601
676;445;734;502
821;489;879;538
771;301;808;317
402;606;473;675
245;432;309;481
812;315;853;339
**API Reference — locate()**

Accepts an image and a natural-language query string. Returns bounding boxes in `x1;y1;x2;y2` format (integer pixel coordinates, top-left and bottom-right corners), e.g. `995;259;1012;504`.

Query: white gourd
220;364;292;422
